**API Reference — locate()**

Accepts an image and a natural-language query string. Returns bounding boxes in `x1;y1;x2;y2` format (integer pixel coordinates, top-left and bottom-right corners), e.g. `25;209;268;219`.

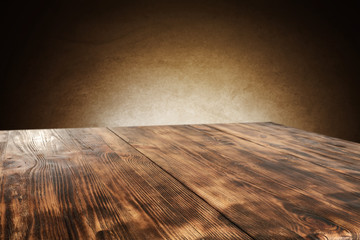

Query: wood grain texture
1;123;360;239
111;124;360;239
251;122;360;160
209;122;360;178
0;128;251;239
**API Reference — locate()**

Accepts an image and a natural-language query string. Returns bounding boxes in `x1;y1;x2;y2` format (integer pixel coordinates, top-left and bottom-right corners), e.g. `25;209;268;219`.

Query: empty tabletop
1;123;359;239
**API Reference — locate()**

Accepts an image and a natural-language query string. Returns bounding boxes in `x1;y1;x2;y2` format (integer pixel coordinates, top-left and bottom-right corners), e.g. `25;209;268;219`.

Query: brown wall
1;0;359;142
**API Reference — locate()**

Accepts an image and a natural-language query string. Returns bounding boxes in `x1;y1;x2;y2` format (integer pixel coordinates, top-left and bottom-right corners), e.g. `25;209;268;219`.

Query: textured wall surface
1;0;359;142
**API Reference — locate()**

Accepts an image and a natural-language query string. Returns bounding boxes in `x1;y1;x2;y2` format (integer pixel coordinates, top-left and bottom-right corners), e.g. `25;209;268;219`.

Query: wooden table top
1;122;359;239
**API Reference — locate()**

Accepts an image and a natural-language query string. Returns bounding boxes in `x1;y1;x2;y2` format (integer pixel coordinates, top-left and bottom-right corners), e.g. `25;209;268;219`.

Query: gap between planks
106;127;256;240
109;124;359;239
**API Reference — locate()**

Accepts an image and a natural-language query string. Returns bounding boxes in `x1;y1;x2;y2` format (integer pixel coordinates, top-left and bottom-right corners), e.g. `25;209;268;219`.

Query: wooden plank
250;122;360;158
191;124;360;214
262;122;360;150
66;128;251;239
0;128;251;239
207;123;360;179
111;125;359;239
191;124;360;228
189;124;360;238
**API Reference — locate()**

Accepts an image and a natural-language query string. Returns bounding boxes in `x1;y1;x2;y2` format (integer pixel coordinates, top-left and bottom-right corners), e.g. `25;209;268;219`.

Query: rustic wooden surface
1;123;359;239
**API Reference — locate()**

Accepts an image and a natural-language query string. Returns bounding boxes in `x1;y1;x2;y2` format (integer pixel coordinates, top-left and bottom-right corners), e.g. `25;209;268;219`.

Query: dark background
1;0;359;142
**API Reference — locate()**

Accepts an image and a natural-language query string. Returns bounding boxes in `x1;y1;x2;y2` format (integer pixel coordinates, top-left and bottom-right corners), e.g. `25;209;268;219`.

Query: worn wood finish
190;124;360;235
111;125;360;239
0;128;251;239
209;123;360;177
1;123;360;239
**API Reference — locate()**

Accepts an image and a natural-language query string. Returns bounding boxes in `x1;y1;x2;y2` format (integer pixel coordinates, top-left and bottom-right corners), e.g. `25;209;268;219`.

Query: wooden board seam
106;127;256;240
